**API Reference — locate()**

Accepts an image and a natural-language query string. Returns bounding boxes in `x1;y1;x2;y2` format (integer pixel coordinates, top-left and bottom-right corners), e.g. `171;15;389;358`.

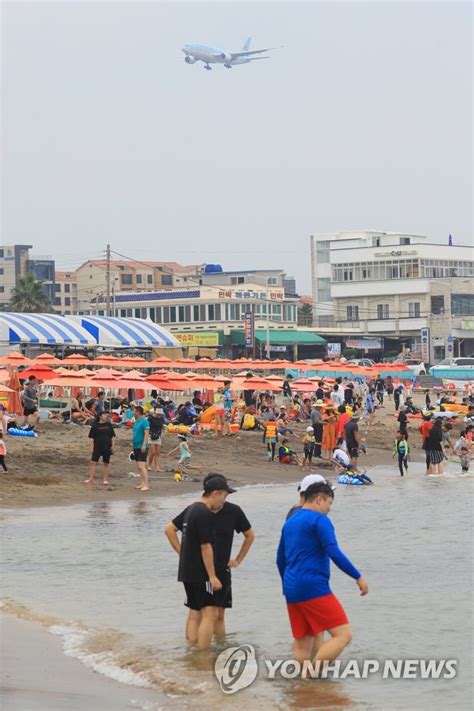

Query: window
230;276;245;285
362;268;371;279
316;240;330;263
136;274;142;284
161;274;172;286
156;307;162;323
200;305;206;321
149;308;155;322
163;307;170;323
134;308;141;318
431;295;445;315
178;306;185;322
64;297;71;306
343;270;353;281
451;294;474;316
0;249;3;258
64;283;70;293
147;274;153;285
193;305;200;322
55;283;61;292
214;304;221;320
184;305;191;322
121;274;132;285
170;307;176;323
267;277;278;285
318;315;334;327
408;302;420;317
317;278;331;302
346;305;359;321
389;265;400;279
208;304;215;320
54;297;61;305
120;309;127;317
377;304;390;319
400;237;411;245
372;236;381;247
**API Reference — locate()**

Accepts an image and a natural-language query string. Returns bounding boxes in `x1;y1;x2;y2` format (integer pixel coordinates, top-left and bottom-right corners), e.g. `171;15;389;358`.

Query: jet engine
185;56;197;64
219;53;232;62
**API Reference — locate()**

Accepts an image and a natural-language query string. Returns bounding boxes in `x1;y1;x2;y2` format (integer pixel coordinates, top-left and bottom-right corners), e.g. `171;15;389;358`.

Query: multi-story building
0;244;32;307
53;271;78;315
310;230;474;360
90;269;326;358
74;259;203;313
28;255;56;304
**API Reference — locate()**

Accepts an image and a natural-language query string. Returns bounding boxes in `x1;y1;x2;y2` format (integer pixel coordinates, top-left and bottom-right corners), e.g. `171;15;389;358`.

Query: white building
310;231;474;360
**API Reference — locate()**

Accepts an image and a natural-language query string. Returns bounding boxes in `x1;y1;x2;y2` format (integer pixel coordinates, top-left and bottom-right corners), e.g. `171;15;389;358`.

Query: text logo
214;644;258;694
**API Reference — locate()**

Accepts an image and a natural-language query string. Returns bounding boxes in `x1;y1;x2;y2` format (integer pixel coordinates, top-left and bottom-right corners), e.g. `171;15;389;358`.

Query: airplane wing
229;47;278;58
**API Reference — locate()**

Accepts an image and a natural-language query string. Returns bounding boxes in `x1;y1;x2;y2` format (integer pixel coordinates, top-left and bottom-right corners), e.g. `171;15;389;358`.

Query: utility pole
105;244;111;317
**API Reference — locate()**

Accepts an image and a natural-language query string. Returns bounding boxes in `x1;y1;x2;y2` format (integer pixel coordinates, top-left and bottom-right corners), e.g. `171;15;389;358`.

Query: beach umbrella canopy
114;373;155;390
292;379;318;393
235;377;280;392
115;356;150;368
46;373;96;388
91;355;122;366
63;354;92;365
19;365;56;381
0;352;32;366
32;353;63;365
149;356;174;367
185;374;221;389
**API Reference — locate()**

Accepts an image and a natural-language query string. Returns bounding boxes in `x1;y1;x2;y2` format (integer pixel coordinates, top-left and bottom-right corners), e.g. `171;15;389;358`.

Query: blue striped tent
0;313;96;346
69;315;180;348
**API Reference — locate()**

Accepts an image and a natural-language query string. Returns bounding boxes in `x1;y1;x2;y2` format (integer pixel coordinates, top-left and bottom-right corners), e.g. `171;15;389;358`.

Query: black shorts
303;446;314;460
91;446;112;464
133;448;148;462
183;569;232;611
348;447;359;459
23;406;37;416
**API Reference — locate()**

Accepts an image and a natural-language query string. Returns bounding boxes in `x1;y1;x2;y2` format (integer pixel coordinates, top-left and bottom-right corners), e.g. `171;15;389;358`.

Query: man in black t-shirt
282;375;293;403
84;412;115;486
344;414;361;468
165;474;254;647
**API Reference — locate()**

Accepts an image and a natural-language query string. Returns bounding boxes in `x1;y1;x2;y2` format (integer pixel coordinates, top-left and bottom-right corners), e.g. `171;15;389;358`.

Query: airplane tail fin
242;36;251;51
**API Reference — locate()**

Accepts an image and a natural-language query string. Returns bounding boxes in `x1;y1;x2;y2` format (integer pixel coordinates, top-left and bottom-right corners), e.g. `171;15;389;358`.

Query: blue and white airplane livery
182;37;276;70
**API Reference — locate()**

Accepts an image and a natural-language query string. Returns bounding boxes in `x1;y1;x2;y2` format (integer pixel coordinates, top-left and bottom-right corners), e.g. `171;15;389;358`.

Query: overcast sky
2;1;472;293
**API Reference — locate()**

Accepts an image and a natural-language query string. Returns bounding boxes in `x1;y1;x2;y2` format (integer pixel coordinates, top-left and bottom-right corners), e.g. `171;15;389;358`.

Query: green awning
230;330;326;346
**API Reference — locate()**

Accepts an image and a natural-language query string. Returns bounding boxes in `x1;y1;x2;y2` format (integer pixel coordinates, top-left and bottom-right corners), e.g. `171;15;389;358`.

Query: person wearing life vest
263;415;278;461
278;438;302;466
393;431;409;476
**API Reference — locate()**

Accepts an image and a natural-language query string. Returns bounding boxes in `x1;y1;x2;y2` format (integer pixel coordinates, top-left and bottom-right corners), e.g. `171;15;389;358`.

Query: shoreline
0;611;165;711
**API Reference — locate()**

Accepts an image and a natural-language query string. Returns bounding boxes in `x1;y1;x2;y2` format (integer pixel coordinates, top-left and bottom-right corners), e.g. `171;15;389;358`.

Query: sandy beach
0;404;428;509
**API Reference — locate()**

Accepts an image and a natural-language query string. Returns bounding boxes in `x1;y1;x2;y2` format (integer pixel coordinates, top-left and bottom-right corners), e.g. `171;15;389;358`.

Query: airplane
182;37;276;70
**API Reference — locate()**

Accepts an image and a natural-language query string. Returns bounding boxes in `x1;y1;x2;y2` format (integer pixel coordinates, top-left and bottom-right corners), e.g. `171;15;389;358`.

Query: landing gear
224;63;232;69
204;64;212;71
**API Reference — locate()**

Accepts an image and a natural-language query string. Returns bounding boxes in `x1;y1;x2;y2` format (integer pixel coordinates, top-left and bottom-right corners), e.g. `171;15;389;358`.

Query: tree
298;302;313;327
9;273;52;313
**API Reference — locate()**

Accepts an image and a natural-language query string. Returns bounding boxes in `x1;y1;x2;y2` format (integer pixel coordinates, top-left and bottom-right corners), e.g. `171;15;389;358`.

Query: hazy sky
2;1;472;292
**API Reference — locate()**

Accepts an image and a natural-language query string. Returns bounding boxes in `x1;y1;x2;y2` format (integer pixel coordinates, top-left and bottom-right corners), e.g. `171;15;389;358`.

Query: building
71;259;204;314
0;244;32;307
91;275;326;359
28;255;56;304
53;271;78;315
310;230;474;360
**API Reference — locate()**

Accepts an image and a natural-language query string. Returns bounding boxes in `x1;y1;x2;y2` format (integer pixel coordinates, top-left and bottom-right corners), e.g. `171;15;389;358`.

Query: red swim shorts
287;593;349;638
280;455;292;464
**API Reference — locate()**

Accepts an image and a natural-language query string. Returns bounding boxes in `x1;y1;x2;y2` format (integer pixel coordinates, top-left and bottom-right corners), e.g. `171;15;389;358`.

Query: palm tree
9;273;52;313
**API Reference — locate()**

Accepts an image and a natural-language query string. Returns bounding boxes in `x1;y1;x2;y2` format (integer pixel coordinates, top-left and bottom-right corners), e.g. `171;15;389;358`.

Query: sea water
1;464;472;710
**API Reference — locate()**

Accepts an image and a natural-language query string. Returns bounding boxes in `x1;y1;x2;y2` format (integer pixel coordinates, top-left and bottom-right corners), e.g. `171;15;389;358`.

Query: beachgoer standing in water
165;474;254;642
165;475;238;649
84;412;115;485
277;482;368;665
132;406;150;491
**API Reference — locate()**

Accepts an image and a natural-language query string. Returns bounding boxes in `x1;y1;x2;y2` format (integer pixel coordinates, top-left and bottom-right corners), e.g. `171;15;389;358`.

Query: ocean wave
1;599;210;697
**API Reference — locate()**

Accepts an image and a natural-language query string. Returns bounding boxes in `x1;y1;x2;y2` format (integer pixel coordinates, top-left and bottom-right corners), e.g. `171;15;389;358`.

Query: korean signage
346;338;382;350
420;327;430;363
175;332;219;346
264;345;287;353
244;311;255;348
217;289;283;301
374;250;418;258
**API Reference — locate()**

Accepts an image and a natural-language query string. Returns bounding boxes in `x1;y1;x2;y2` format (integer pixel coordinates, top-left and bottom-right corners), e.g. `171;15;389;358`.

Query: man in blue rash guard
277;482;369;664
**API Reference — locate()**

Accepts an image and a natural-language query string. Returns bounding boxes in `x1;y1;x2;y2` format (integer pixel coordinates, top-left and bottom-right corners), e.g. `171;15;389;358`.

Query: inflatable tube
8;428;37;437
338;471;373;485
199;404;217;424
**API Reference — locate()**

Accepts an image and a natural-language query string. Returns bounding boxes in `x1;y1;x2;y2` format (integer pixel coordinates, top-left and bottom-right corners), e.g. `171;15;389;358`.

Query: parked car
347;359;375;368
403;359;427;376
429;357;474;377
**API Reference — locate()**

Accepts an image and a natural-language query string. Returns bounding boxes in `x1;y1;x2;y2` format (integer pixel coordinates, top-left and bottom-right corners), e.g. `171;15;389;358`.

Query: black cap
203;475;236;494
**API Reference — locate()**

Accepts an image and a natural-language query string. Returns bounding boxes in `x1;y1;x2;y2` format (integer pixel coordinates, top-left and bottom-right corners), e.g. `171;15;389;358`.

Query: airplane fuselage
182;44;251;65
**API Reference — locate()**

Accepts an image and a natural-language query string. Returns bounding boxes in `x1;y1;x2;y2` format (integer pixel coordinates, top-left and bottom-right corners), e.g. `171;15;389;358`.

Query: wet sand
0;407;426;509
0;612;163;711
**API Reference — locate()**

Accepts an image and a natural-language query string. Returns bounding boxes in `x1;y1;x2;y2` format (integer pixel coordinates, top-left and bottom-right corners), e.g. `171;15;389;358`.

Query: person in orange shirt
335;405;350;443
321;405;338;460
419;413;433;475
